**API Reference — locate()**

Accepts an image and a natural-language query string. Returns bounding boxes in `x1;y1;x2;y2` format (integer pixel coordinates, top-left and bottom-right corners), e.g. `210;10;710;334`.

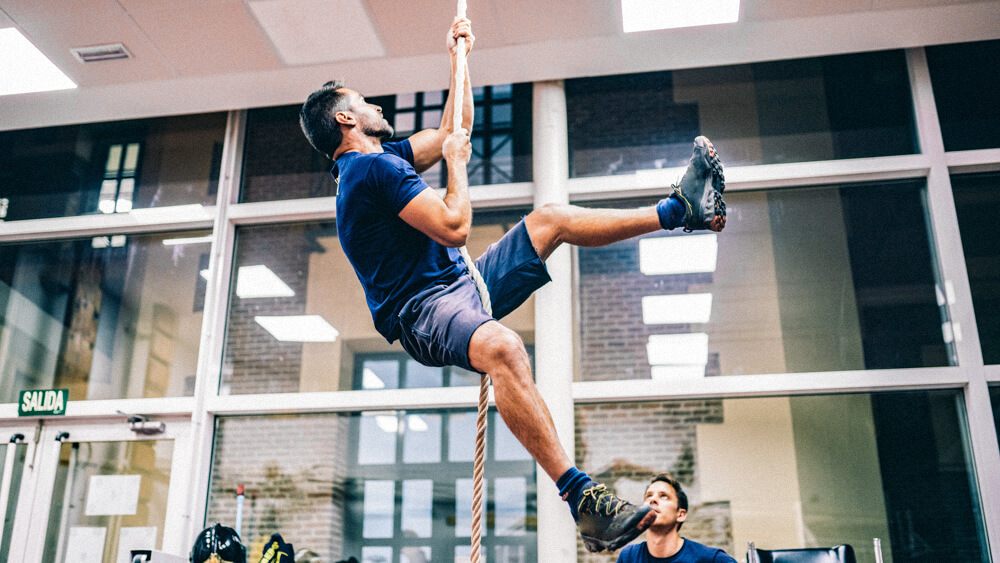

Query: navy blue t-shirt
616;540;738;563
334;140;466;342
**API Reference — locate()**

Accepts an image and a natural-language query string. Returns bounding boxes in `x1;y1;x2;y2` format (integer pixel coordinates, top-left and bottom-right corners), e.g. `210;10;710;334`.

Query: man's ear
676;508;688;523
335;110;355;126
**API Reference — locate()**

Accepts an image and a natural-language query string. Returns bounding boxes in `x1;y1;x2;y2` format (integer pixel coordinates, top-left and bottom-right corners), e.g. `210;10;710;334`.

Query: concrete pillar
532;80;578;562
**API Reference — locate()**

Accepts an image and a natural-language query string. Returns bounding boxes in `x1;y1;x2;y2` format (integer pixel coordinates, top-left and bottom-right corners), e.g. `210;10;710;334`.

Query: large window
239;84;531;203
0;114;226;222
951;172;1000;364
566;50;916;177
576;181;949;381
926;40;1000;152
0;230;212;401
221;210;535;394
575;390;988;563
208;410;536;562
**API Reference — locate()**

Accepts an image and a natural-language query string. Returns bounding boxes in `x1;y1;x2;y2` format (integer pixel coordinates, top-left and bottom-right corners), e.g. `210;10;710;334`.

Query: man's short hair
300;80;350;158
649;473;689;530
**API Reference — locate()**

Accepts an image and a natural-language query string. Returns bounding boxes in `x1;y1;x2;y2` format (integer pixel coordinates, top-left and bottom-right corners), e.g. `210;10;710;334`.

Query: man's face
643;480;687;531
340;89;394;141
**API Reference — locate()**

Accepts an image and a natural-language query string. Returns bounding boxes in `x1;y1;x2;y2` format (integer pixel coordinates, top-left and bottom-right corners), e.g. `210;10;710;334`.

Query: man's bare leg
467;320;572;482
525;204;662;261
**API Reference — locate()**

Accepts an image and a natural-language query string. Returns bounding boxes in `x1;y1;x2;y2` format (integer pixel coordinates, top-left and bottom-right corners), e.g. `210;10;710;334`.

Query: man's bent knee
468;321;529;374
525;203;572;261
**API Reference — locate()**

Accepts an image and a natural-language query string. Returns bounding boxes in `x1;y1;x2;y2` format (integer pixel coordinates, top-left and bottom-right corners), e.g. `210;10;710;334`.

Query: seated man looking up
616;474;739;563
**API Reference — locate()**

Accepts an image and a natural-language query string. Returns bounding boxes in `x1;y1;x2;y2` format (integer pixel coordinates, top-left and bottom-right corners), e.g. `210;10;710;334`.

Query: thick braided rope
451;2;490;562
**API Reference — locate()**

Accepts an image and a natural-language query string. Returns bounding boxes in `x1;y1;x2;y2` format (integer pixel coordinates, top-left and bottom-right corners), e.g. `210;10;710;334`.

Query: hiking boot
670;136;726;232
576;484;657;553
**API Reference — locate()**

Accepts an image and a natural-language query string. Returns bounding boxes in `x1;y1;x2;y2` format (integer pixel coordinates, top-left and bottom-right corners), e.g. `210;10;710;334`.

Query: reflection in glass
359;413;398;465
566;51;915;177
403;414;442;464
951;172;1000;364
401;480;433;538
0;114;225;221
926;40;1000;152
363;480;395;539
0;441;27;560
209;412;536;563
575;390;988;563
400;546;430;563
222;211;535;395
41;440;174;563
990;386;1000;443
577;181;948;381
0;230;211;401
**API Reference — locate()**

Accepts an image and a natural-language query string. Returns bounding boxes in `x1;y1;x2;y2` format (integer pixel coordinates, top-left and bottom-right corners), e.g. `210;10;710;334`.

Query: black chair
747;543;857;563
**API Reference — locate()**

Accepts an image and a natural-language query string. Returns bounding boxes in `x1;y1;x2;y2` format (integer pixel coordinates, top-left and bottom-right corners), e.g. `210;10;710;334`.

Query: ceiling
1;0;998;130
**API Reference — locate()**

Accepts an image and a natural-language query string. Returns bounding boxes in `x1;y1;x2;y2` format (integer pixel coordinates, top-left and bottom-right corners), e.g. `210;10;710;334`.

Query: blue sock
656;196;686;230
557;467;595;520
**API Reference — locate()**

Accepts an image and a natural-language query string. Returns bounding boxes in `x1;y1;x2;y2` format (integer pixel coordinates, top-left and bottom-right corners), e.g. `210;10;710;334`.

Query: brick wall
575;400;733;562
578;233;719;381
207;414;351;561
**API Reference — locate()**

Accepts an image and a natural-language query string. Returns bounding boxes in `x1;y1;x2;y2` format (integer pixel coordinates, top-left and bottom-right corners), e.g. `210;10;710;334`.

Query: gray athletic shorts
397;219;550;373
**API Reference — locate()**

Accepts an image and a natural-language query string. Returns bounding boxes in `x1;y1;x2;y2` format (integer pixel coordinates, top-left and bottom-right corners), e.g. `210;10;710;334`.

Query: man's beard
363;120;394;142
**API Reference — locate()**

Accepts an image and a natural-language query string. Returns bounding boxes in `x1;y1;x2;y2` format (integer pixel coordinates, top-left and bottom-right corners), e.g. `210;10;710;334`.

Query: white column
907;47;1000;561
532;80;578;563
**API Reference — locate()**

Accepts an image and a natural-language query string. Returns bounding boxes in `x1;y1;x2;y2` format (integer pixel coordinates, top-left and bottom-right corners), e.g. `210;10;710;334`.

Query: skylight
621;0;740;33
639;234;718;275
0;28;76;96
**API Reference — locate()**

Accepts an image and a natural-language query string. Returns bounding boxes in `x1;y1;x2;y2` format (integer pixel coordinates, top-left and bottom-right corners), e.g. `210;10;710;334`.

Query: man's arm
398;129;473;247
409;17;475;173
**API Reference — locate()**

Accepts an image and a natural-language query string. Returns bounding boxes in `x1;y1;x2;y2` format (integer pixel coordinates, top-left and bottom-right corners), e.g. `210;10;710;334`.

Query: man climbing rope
299;17;726;553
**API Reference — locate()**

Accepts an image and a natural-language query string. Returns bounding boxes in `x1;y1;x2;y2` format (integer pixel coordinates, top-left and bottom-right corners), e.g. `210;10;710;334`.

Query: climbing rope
451;1;490;561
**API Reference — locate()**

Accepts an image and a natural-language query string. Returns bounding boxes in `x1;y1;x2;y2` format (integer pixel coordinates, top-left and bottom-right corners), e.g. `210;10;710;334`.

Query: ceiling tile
744;0;873;22
129;3;282;75
0;8;14;26
247;0;385;65
364;0;507;57
487;0;620;43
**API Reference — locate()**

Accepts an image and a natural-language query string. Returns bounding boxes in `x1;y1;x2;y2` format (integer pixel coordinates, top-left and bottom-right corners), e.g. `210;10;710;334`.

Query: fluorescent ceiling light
407;415;429;432
254;315;339;342
363;368;386;389
651;365;706;379
646;333;709;366
237;265;295;299
162;235;214;246
374;414;399;433
642;293;713;324
639;234;718;275
0;28;76;96
622;0;740;33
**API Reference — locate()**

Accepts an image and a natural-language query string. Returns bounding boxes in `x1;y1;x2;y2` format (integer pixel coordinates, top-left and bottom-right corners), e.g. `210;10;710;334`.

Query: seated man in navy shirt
299;17;726;553
617;474;739;563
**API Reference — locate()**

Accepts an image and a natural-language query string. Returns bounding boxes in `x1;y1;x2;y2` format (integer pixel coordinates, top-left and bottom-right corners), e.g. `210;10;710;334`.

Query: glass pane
42;440;174;563
0;230;211;401
0;440;27;560
423;90;444;107
396;92;417;109
491;104;512;126
394;112;416;135
0;113;225;221
991;386;1000;441
209;412;536;562
221;211;535;394
566;51;916;177
575;390;988;563
402;414;442;464
577;181;948;381
951;172;1000;364
240;96;389;203
926;40;1000;151
422;109;443;130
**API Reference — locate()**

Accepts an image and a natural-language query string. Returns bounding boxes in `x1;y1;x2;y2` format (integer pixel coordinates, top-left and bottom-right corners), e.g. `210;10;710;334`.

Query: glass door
7;420;191;563
0;425;36;563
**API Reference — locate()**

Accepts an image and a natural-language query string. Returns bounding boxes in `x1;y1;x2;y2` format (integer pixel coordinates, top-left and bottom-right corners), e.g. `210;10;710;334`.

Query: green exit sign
19;389;68;416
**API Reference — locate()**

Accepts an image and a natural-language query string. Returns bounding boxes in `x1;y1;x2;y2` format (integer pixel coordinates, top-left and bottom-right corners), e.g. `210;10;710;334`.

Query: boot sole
581;507;658;553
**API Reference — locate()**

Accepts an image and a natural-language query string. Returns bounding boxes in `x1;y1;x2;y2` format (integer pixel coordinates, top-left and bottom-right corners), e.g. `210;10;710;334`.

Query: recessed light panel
642;293;713;324
639;234;718;275
646;333;709;366
0;28;76;96
622;0;740;33
254;315;339;342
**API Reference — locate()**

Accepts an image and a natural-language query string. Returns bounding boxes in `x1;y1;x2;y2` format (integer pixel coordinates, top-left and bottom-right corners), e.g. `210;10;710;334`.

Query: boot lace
578;484;626;518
